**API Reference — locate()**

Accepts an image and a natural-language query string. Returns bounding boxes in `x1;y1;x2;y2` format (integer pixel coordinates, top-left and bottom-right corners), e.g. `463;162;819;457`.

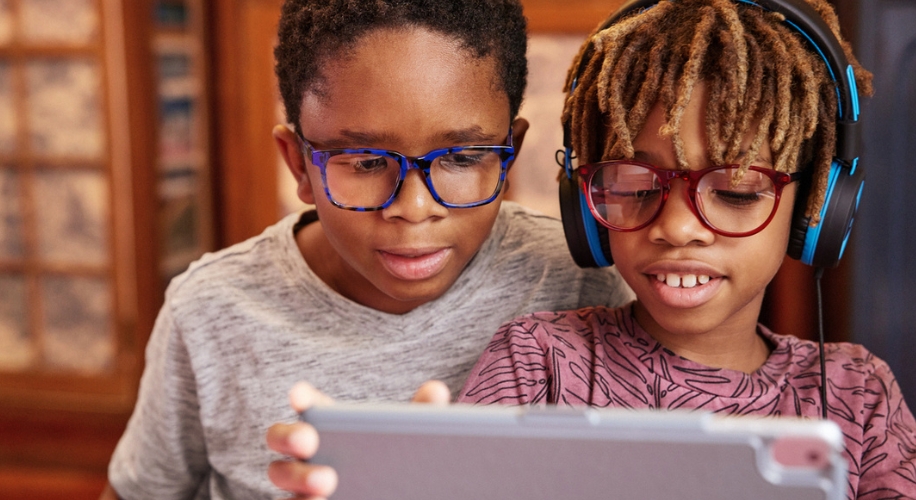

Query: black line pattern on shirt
459;307;916;499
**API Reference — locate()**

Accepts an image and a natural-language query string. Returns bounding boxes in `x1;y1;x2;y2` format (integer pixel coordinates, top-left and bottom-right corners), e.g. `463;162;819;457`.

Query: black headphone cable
814;267;828;419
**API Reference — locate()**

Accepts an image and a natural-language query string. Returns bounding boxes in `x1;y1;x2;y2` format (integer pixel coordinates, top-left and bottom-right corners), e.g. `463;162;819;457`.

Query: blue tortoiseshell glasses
300;129;515;211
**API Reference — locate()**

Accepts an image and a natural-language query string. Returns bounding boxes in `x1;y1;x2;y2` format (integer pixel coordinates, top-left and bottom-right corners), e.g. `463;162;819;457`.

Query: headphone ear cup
787;162;865;268
559;174;613;268
787;176;812;262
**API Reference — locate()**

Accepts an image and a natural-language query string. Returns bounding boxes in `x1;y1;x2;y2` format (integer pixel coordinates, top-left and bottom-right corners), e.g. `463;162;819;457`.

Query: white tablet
301;403;847;500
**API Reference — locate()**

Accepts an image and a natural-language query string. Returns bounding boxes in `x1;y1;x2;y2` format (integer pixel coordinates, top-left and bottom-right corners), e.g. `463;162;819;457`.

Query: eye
711;189;763;206
609;188;661;200
600;179;661;201
329;153;392;173
437;152;489;170
701;169;776;208
352;156;389;172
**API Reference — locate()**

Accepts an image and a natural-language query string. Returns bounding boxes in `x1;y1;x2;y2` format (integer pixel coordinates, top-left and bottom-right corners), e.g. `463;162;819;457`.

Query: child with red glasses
458;0;916;498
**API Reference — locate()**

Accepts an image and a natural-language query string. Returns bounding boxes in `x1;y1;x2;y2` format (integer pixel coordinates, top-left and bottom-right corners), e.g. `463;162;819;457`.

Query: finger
411;380;451;405
289;382;335;413
269;460;338;498
266;422;319;459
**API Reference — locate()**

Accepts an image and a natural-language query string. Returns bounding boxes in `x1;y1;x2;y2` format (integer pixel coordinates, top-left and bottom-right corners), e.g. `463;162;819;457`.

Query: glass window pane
20;0;98;44
34;168;109;266
0;273;35;371
40;274;113;374
0;167;23;258
0;0;12;46
26;59;105;158
0;62;15;154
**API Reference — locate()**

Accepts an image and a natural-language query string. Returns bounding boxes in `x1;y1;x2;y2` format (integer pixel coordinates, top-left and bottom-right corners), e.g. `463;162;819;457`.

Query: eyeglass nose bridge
387;153;446;206
656;168;702;190
649;169;707;225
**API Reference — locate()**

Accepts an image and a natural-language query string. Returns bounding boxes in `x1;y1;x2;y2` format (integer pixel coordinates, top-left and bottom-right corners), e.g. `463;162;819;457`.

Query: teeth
656;273;711;288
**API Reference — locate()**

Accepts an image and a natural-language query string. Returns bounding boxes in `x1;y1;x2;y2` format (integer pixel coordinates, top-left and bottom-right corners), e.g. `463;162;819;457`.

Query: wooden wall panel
522;0;625;32
211;0;284;246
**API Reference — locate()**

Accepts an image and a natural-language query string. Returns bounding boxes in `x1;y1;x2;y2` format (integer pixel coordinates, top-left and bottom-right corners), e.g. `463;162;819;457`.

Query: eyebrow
317;126;500;149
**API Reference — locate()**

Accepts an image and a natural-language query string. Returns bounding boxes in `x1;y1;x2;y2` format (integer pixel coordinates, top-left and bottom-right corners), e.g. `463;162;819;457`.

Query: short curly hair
275;0;528;135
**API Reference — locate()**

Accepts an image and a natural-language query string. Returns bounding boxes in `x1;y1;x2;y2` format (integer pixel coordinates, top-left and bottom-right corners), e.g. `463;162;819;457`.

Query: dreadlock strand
706;74;727;165
711;0;748;103
664;5;716;169
595;2;674;112
602;37;650;155
620;21;661;108
806;83;839;224
709;28;737;161
728;77;775;187
562;46;606;157
778;26;822;138
580;90;604;164
723;32;765;162
626;35;671;147
774;109;803;172
564;35;594;93
751;12;794;151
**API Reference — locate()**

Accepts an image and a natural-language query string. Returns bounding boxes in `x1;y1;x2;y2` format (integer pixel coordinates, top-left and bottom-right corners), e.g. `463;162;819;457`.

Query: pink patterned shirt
458;303;916;499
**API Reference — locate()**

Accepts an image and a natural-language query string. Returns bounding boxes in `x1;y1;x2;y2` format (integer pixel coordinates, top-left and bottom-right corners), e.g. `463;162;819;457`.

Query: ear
506;117;530;173
273;124;317;205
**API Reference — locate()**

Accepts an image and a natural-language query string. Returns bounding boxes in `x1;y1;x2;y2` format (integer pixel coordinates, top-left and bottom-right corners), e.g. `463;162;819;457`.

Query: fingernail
307;467;337;492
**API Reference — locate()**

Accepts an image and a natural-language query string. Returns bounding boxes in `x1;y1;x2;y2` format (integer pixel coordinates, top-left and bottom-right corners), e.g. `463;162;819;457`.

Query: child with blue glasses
101;0;636;498
457;0;916;498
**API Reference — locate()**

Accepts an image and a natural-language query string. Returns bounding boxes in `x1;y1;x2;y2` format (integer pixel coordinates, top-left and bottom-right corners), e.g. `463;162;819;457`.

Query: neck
632;301;772;374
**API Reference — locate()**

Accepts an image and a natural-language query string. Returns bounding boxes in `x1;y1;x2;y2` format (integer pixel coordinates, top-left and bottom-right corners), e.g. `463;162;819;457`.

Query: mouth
642;267;724;309
377;248;451;281
654;273;712;289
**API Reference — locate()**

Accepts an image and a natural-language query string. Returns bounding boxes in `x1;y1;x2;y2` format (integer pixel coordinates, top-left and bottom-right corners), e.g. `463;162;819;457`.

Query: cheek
315;205;376;255
456;205;501;248
608;232;643;283
742;214;794;284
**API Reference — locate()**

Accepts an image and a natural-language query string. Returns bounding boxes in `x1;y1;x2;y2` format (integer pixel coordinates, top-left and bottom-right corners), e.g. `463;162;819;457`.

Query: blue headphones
558;0;865;269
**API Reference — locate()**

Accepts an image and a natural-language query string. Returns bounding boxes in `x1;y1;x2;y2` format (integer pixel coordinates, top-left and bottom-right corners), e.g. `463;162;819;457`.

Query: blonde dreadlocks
562;0;872;224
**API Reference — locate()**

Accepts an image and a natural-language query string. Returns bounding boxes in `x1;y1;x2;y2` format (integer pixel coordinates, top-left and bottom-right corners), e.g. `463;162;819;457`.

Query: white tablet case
303;404;847;500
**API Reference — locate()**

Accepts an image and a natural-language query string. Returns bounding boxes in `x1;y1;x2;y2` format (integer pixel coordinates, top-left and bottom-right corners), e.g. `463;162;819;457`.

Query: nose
646;179;715;246
381;167;449;222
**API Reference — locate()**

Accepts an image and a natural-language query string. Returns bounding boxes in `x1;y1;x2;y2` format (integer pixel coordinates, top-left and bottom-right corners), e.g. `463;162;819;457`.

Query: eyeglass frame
577;160;804;237
298;128;516;211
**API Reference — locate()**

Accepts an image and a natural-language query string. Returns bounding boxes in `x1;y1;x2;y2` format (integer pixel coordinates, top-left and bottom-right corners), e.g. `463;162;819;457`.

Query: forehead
632;81;774;168
298;26;509;147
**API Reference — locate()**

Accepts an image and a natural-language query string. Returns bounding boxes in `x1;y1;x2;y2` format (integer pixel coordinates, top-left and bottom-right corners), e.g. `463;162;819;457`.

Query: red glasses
578;160;803;237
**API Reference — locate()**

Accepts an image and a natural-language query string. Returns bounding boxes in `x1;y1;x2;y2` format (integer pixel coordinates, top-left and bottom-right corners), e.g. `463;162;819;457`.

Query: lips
641;263;724;309
377;248;451;281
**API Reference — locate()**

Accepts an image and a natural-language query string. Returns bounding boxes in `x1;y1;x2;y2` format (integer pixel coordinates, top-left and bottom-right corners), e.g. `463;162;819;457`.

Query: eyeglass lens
587;162;781;235
323;148;505;208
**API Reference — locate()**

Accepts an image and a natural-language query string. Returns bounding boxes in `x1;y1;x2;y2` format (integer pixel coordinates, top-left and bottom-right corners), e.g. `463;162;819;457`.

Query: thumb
289;381;334;413
411;380;451;405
